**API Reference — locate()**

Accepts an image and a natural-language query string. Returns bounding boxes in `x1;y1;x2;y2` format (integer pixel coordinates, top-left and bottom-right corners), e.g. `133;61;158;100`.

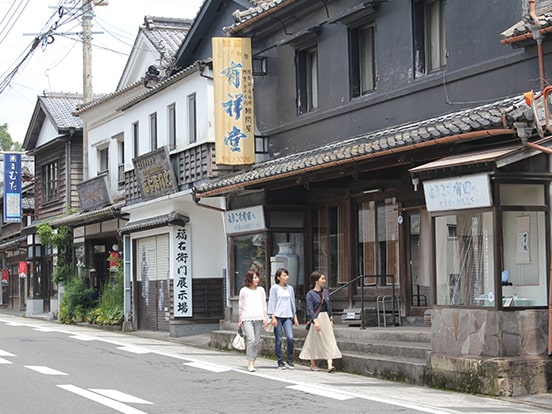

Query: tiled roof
194;95;526;197
117;60;207;111
501;5;552;41
38;93;83;130
141;16;193;59
224;0;291;33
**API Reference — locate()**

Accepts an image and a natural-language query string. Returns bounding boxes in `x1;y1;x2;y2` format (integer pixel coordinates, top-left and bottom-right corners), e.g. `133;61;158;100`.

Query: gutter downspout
529;0;546;90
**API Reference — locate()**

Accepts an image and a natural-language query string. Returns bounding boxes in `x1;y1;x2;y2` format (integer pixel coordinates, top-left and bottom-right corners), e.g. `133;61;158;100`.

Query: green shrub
60;276;98;324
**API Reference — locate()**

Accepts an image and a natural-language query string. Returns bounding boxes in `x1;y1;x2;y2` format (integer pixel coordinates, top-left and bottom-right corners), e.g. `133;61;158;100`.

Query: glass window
501;211;547;307
168;103;176;150
41;160;59;203
435;212;495;306
231;233;267;296
149;112;157;151
357;199;400;285
313;204;350;288
188;94;197;144
413;0;447;77
97;146;108;176
132;121;139;158
296;46;318;115
350;24;375;97
116;135;125;188
271;232;304;291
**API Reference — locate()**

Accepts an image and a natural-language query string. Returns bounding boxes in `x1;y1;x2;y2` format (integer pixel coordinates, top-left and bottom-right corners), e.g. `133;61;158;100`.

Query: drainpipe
529;0;546;90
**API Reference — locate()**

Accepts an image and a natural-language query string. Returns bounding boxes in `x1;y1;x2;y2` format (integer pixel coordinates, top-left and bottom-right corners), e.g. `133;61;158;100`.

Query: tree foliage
37;224;74;284
0;123;23;151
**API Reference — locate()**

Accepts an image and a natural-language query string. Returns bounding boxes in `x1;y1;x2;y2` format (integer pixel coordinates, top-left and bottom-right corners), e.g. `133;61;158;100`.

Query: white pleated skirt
299;312;342;360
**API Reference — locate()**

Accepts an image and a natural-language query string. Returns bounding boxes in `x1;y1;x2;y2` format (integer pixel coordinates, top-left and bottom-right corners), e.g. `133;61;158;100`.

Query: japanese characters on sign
77;175;112;211
4;153;22;223
133;147;178;201
424;173;492;212
173;225;192;317
212;37;255;165
224;205;265;234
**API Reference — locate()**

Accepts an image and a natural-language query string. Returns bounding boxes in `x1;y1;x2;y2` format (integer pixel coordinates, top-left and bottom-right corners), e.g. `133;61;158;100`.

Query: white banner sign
173;225;192;317
224;205;265;234
424;173;492;212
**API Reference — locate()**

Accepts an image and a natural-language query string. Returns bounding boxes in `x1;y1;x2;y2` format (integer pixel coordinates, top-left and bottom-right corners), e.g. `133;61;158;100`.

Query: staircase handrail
329;274;396;329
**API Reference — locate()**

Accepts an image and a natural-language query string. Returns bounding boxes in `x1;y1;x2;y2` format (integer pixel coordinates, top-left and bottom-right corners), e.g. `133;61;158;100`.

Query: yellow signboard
212;37;255;165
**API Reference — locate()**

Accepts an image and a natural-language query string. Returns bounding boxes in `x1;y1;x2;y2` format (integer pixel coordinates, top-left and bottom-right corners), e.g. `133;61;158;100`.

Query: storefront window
271;232;303;290
357;199;399;284
312;204;349;288
501;211;547;307
231;233;266;296
435;211;495;306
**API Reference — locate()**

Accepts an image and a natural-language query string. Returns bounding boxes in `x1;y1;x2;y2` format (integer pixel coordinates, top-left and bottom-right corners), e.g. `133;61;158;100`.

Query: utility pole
82;0;93;103
82;0;108;103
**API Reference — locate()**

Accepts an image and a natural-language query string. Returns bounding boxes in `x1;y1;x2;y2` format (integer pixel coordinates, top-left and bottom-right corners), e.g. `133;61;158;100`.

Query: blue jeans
274;317;294;363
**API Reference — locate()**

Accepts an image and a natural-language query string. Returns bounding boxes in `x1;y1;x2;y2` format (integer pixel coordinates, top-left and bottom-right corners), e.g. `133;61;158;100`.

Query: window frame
132;121;139;158
168;103;176;151
149;112;157;151
349;22;376;98
188;93;197;144
412;0;446;77
296;45;319;115
41;159;59;204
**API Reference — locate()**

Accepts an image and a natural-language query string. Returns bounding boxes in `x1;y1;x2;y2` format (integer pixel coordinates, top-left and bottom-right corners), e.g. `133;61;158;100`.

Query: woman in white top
238;269;268;372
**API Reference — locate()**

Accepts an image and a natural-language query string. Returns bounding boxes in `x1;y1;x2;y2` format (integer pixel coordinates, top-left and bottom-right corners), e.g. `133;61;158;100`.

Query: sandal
310;366;320;371
328;367;336;373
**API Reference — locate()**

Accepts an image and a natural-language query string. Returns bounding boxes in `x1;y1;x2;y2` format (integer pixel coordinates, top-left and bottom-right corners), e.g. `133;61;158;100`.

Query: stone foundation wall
430;308;551;396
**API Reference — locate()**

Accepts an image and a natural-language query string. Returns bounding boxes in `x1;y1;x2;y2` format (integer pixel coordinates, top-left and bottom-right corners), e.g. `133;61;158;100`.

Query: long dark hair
243;269;258;287
274;267;288;284
309;271;323;290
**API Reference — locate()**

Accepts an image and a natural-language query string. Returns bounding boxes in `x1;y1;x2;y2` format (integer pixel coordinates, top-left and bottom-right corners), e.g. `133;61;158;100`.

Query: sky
0;0;204;143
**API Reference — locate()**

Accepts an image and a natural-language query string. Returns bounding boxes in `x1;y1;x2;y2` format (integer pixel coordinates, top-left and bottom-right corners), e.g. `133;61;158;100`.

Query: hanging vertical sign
173;225;192;317
4;153;22;223
212;37;255;165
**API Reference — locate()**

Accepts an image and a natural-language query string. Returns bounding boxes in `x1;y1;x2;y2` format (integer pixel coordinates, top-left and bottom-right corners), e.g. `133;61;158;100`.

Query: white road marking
25;365;68;375
33;327;58;332
58;385;149;414
0;357;12;364
287;384;354;401
184;361;231;373
117;346;151;354
89;389;153;404
0;349;15;357
69;335;97;341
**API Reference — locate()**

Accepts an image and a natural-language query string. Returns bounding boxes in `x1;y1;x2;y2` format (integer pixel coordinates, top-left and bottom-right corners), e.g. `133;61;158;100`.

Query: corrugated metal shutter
136;234;169;331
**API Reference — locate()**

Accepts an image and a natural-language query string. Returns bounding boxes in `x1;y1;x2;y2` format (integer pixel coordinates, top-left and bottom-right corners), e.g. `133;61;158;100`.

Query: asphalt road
0;313;548;414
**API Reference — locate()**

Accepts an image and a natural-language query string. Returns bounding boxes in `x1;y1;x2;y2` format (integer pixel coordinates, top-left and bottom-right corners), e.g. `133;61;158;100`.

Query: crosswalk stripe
0;357;12;364
117;346;151;354
25;365;68;375
0;349;15;357
287;384;354;401
58;385;148;414
184;361;231;373
89;389;153;404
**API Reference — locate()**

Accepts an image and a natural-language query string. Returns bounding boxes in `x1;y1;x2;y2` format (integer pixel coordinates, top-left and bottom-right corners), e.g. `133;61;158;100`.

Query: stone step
210;326;430;385
335;339;430;360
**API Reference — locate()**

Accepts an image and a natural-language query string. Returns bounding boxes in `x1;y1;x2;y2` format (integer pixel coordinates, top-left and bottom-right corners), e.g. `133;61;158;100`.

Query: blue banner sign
4;153;22;223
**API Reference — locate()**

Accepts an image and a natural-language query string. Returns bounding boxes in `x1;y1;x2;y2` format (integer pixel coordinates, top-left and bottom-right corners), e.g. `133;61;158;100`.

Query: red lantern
18;262;27;278
1;269;8;285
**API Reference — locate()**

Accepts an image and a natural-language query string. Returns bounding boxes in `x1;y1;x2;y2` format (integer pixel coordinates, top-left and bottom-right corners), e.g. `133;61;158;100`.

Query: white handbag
232;332;245;350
